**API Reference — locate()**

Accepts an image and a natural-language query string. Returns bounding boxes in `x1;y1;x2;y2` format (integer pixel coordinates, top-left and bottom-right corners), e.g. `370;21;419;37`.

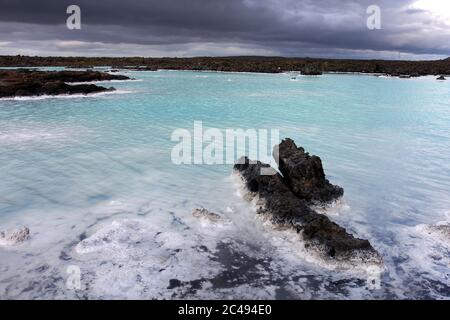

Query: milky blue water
0;70;449;299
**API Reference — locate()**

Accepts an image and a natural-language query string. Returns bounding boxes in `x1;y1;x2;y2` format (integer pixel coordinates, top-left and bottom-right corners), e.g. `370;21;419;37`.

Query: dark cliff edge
0;69;130;98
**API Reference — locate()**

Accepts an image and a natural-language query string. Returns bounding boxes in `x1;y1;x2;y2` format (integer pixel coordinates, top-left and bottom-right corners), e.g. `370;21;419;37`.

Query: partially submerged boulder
192;208;222;223
0;227;30;246
275;138;343;203
234;140;381;265
437;75;446;80
192;208;232;227
419;223;450;242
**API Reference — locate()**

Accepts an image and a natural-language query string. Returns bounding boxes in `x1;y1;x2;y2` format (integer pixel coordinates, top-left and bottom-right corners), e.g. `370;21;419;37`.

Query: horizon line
1;54;449;63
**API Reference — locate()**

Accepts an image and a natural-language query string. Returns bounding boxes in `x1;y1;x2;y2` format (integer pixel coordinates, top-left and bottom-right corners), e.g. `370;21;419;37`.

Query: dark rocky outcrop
437;75;446;80
37;70;129;82
0;69;130;98
275;139;343;203
233;140;381;265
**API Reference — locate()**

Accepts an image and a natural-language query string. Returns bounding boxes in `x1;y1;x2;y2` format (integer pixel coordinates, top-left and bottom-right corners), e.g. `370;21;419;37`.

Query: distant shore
0;55;449;76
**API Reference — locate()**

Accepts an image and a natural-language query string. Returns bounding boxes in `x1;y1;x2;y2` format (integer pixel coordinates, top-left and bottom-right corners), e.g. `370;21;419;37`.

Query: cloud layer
0;0;448;59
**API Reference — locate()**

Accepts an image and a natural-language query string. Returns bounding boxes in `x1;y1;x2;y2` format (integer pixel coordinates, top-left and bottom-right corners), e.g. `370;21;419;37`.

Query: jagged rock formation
234;139;381;265
0;69;130;98
0;227;30;246
275;138;343;203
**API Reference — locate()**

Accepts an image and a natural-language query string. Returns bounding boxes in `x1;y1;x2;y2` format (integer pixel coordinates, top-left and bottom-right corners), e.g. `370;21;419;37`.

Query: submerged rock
192;208;222;223
233;140;381;265
437;75;446;80
419;223;450;242
275;138;343;203
0;227;30;246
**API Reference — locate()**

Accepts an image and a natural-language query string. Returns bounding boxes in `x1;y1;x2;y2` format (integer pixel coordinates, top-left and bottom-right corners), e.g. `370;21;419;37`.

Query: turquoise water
0;70;449;299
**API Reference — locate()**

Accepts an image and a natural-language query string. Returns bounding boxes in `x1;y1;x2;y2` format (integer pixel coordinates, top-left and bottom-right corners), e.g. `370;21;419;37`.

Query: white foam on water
0;189;226;298
371;219;450;299
258;211;384;274
0;238;22;247
415;221;450;246
73;218;226;299
0;122;88;145
0;239;11;247
192;215;233;229
68;79;142;85
0;90;134;101
311;198;351;217
0;130;61;144
0;174;400;299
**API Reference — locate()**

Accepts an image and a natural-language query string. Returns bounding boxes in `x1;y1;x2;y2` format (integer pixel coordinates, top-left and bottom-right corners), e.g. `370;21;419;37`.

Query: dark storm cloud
0;0;448;58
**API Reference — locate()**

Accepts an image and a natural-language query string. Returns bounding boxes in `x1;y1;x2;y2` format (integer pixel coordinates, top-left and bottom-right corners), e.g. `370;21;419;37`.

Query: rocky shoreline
0;69;130;98
1;55;449;76
234;139;382;266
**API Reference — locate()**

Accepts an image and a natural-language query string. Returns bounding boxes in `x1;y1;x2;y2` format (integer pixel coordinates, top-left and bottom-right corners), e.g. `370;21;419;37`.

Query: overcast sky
0;0;449;59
